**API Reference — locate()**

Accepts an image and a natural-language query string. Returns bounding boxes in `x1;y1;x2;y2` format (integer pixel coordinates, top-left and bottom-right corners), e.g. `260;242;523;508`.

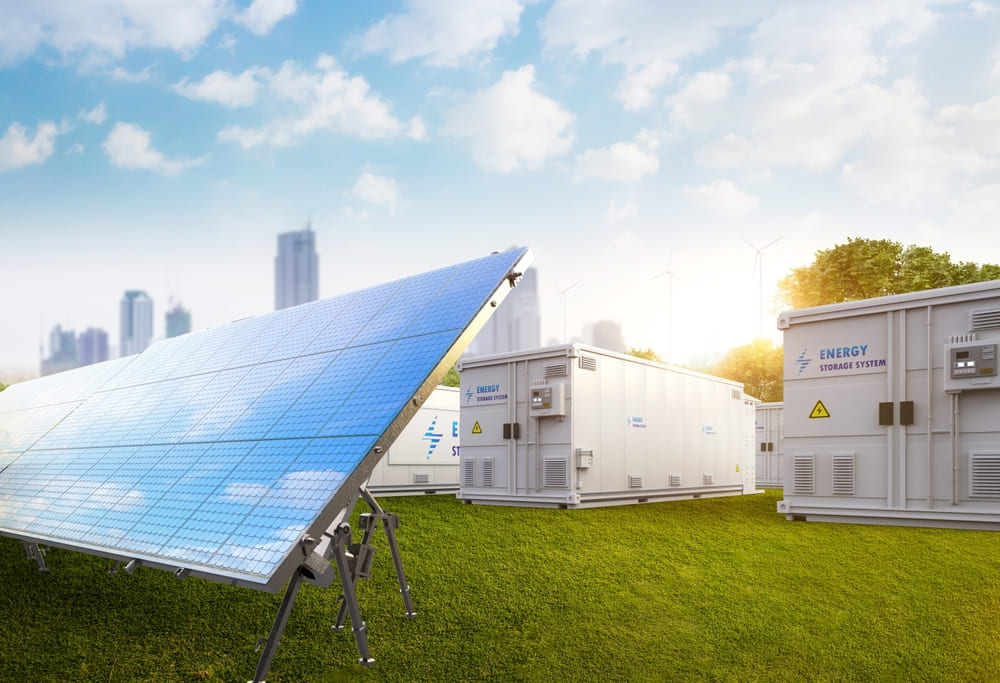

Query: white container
777;280;1000;529
456;344;759;508
755;402;784;488
366;386;460;496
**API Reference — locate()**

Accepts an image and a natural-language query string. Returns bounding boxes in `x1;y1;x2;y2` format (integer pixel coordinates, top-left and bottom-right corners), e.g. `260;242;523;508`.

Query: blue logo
422;416;444;458
795;348;812;376
465;387;473;403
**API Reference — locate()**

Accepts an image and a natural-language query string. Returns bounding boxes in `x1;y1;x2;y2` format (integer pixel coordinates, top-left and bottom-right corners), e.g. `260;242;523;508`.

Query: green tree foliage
0;382;6;392
441;363;460;387
707;338;783;402
777;237;1000;309
627;347;664;363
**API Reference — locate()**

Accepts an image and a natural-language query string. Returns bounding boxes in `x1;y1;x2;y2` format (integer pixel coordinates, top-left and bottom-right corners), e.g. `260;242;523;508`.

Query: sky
1;0;1000;382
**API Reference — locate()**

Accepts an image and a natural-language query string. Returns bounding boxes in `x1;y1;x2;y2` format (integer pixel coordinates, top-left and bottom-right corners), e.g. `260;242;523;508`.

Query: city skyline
2;2;1000;380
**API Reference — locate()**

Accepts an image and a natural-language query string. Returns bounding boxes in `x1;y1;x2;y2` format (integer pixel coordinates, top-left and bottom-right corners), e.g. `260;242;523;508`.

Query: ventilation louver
792;453;815;494
669;474;681;487
971;452;1000;497
970;308;1000;331
703;473;714;486
461;460;475;487
628;474;644;488
832;453;855;495
544;363;568;378
543;458;568;487
481;458;494;487
579;356;598;371
413;473;430;485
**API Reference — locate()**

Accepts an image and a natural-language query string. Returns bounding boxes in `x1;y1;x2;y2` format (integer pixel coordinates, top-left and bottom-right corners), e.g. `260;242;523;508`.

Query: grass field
2;489;999;682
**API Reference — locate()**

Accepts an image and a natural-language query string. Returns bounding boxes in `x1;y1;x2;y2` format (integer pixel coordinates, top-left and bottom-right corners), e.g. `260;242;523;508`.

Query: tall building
165;301;192;338
466;266;540;356
275;221;318;310
77;328;109;366
120;290;154;357
585;319;627;353
41;324;78;376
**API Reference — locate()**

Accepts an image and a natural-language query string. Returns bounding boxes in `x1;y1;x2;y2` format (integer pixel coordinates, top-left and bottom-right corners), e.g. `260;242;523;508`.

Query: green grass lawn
2;489;999;682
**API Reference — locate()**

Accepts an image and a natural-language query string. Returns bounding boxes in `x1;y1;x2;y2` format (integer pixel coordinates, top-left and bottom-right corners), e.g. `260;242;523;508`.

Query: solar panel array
0;247;531;590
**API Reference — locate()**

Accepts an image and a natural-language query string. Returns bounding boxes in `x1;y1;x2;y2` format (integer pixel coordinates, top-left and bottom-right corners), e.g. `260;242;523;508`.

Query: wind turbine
746;236;785;337
553;280;580;343
651;255;682;363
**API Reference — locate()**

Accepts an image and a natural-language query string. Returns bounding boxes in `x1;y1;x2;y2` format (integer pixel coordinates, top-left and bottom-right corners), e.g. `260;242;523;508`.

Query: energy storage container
755;402;784;487
777;280;1000;529
456;344;758;508
366;386;460;496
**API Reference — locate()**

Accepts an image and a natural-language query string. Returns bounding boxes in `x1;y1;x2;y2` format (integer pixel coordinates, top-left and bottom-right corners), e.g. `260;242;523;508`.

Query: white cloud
217;55;424;148
616;60;678;111
102;122;204;176
173;68;265;107
605;195;639;224
361;0;525;66
111;65;154;83
540;1;775;109
442;65;575;173
666;70;732;130
0;121;59;171
938;94;1000;155
68;143;85;154
0;1;229;66
683;179;759;217
573;142;658;182
352;172;402;213
235;0;298;35
78;102;107;124
695;134;755;168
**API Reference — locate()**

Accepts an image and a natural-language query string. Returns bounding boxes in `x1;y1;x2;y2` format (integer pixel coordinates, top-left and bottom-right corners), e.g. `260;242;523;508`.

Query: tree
777;237;1000;309
0;382;6;392
627;347;664;363
441;363;460;387
706;338;783;402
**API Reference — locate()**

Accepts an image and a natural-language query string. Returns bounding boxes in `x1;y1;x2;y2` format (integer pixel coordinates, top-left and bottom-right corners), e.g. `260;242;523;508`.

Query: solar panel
0;247;533;593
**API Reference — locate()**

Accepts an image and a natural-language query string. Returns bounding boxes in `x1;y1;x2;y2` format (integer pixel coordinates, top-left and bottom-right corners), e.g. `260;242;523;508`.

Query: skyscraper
165;301;192;338
275;221;318;310
41;324;78;376
120;290;153;357
77;328;109;366
466;266;540;356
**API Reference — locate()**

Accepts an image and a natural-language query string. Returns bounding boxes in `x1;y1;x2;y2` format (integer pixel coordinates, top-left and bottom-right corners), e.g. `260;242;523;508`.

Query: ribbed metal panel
461;459;475;487
971;452;1000;497
970;308;1000;331
544;363;568;378
481;458;494;487
832;453;855;495
793;453;815;494
543;458;568;487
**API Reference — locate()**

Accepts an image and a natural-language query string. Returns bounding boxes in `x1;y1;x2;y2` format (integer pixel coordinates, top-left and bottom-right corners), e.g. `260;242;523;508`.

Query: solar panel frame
0;247;533;592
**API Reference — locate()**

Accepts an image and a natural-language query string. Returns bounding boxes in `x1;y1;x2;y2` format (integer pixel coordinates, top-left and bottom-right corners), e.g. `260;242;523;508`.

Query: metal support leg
330;524;375;665
22;541;49;573
249;568;305;683
360;488;416;618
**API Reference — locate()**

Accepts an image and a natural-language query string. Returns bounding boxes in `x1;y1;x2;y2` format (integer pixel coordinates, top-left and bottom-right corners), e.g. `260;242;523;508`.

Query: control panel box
944;341;998;392
530;382;566;417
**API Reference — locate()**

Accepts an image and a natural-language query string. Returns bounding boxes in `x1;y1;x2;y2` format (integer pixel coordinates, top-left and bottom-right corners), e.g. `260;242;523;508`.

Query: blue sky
2;0;1000;380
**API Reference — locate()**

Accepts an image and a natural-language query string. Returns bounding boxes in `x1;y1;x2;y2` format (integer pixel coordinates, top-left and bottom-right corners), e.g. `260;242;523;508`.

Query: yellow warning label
809;400;831;419
471;421;483;434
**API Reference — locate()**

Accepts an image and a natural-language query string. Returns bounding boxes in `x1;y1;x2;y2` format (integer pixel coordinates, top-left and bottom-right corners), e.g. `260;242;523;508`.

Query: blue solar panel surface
0;247;531;588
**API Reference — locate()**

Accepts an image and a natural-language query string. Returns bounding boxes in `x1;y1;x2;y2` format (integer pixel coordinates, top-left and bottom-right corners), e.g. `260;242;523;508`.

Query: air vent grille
543;458;568;488
481;458;494;488
579;356;598;371
544;363;568;378
971;452;1000;497
832;453;855;495
628;474;644;488
669;474;681;487
971;308;1000;331
461;460;475;487
413;472;430;485
792;453;815;494
731;389;741;400
703;473;714;486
